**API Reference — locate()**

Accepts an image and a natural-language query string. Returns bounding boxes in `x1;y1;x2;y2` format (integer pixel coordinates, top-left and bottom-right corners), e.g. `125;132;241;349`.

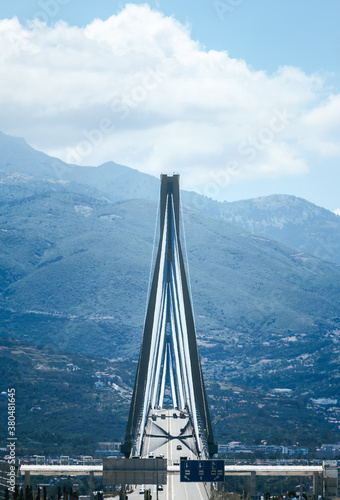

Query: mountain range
0;130;339;450
2;131;340;266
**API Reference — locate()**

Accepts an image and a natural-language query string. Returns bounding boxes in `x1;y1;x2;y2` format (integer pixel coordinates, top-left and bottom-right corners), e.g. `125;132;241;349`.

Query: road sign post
180;460;225;482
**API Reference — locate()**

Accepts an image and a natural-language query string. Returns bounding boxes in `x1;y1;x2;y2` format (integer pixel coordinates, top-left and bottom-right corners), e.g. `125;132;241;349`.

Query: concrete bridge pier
24;471;30;488
89;471;94;500
119;488;127;500
313;472;318;500
247;471;256;498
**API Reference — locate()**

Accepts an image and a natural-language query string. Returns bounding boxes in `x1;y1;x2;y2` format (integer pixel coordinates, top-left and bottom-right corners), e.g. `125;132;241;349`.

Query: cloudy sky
1;1;340;212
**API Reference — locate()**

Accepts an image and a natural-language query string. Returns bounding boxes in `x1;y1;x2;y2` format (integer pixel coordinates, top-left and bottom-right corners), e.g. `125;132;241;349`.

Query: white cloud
299;94;340;157
0;5;339;197
334;209;340;216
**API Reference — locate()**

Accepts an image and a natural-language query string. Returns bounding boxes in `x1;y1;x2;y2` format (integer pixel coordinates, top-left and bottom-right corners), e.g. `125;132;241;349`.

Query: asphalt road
125;409;210;500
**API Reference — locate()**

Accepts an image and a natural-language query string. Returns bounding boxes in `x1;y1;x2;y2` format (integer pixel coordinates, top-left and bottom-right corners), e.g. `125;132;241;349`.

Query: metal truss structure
121;174;217;459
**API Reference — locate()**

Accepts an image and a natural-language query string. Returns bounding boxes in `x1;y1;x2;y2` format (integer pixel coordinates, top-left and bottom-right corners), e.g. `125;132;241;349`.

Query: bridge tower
121;174;217;459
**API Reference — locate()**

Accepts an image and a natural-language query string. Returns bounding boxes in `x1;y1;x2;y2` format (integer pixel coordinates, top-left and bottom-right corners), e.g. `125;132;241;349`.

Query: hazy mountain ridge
217;195;340;265
1;131;339;266
0;131;159;203
0;131;339;450
0;133;339;362
3;188;339;359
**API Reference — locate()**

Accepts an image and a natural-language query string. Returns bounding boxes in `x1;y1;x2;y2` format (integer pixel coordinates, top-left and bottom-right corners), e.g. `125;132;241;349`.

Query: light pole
156;458;159;500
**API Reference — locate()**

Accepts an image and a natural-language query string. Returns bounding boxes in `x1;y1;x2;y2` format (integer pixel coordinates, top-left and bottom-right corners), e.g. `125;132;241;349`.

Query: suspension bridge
10;175;339;500
121;174;217;464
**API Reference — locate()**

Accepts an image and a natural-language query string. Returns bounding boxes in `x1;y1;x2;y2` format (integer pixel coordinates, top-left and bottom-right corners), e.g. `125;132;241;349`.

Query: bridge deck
19;420;324;500
141;408;198;462
131;408;210;499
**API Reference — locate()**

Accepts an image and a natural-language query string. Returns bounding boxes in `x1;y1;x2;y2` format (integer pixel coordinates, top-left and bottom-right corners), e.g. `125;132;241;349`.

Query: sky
0;1;340;212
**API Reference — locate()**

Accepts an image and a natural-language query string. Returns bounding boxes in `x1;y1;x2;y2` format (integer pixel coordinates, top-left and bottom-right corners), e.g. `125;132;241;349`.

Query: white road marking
184;483;189;500
195;482;207;500
168;410;172;462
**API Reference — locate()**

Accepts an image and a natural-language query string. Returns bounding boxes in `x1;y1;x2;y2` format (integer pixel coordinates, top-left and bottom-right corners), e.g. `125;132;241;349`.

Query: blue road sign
180;460;225;482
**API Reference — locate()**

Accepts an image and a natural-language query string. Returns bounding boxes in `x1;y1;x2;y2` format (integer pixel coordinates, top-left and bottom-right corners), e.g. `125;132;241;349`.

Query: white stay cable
180;197;196;319
169;346;178;409
138;198;168;453
158;347;167;409
151;289;168;409
143;196;161;327
172;199;200;446
169;301;185;409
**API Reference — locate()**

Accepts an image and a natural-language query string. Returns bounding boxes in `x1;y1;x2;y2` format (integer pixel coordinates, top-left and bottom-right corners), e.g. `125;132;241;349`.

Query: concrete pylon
121;174;217;459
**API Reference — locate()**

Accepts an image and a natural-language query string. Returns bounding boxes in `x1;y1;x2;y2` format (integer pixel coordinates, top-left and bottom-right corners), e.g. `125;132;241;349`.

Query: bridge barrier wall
103;458;167;486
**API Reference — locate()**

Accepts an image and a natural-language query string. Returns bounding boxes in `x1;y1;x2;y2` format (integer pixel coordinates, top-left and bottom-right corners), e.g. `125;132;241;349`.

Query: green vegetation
0;338;133;455
0;337;339;455
0;132;340;455
1;189;339;362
